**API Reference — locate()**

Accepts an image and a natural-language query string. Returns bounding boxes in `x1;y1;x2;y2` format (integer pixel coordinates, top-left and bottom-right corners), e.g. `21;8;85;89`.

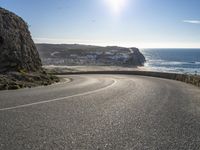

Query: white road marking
0;79;117;111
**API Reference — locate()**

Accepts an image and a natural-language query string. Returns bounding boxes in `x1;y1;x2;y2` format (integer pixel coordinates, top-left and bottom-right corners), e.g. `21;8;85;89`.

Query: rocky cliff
0;7;42;73
0;8;59;90
126;47;146;66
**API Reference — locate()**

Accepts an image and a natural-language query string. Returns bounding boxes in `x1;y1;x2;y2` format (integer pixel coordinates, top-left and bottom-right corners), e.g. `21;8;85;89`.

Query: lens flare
104;0;127;15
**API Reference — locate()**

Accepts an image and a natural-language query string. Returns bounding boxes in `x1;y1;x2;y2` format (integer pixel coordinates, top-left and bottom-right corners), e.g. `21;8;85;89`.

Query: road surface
0;74;200;150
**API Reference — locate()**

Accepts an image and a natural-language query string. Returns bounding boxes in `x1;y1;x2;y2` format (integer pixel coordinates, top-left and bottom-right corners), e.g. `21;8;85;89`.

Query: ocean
141;49;200;75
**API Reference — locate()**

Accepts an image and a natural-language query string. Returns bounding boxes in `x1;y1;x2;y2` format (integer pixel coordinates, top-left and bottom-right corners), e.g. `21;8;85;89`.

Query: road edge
52;71;200;88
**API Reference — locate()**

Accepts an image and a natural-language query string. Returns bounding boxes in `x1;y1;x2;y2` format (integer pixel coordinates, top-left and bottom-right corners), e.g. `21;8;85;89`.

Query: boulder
0;7;42;73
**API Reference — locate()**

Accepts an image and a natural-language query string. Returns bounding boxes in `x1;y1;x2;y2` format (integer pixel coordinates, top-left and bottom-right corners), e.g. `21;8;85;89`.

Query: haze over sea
142;49;200;75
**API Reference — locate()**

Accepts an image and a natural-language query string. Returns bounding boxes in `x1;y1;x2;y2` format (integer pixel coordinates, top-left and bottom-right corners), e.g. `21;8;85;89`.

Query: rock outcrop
0;8;59;90
0;7;42;73
126;47;146;66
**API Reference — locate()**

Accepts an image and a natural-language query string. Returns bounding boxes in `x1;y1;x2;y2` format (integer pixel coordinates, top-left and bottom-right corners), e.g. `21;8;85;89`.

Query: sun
104;0;127;15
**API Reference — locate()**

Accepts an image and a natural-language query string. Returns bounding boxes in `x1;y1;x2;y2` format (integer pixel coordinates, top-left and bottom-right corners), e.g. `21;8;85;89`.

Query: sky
1;0;200;48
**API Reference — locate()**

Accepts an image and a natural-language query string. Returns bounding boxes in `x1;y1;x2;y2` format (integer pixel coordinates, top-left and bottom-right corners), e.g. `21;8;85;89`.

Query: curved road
0;74;200;149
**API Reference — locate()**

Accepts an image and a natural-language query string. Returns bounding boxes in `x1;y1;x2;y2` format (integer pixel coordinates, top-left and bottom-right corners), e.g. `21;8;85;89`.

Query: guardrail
52;71;200;87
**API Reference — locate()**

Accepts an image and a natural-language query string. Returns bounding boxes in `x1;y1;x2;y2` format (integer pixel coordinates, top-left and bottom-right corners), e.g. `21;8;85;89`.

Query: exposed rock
0;8;60;90
0;7;42;73
126;47;146;66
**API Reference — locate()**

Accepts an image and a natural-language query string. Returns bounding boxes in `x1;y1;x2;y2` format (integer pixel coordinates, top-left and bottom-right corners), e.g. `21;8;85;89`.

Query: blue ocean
142;49;200;75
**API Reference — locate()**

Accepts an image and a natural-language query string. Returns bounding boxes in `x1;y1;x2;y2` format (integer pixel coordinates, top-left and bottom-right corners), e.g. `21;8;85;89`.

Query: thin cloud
183;20;200;24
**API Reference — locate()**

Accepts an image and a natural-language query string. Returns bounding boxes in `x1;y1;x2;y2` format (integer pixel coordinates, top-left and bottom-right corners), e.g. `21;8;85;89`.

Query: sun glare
104;0;127;15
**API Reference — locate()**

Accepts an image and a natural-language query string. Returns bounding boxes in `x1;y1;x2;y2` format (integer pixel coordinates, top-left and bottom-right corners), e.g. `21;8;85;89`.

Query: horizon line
35;42;200;49
33;38;200;49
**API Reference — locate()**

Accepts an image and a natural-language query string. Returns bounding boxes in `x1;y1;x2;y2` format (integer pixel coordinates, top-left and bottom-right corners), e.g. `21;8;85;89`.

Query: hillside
37;44;146;67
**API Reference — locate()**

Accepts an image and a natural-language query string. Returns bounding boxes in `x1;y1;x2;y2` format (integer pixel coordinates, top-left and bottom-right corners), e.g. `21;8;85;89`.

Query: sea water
142;49;200;75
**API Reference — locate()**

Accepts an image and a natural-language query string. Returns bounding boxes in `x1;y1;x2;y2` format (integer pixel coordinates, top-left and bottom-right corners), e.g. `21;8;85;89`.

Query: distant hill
36;44;146;67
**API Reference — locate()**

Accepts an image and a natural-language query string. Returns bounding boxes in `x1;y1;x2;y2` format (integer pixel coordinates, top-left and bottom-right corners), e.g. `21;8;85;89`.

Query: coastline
142;48;200;75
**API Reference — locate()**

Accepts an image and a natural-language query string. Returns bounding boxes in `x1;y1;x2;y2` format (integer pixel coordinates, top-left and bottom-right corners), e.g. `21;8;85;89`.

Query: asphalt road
0;74;200;150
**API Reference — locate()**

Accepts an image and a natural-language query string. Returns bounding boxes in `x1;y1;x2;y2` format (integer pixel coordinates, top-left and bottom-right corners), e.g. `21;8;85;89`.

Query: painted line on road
0;79;117;111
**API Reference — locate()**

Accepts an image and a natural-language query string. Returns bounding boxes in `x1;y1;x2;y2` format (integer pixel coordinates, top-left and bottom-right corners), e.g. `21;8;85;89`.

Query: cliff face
0;8;59;90
126;47;146;66
0;7;42;73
